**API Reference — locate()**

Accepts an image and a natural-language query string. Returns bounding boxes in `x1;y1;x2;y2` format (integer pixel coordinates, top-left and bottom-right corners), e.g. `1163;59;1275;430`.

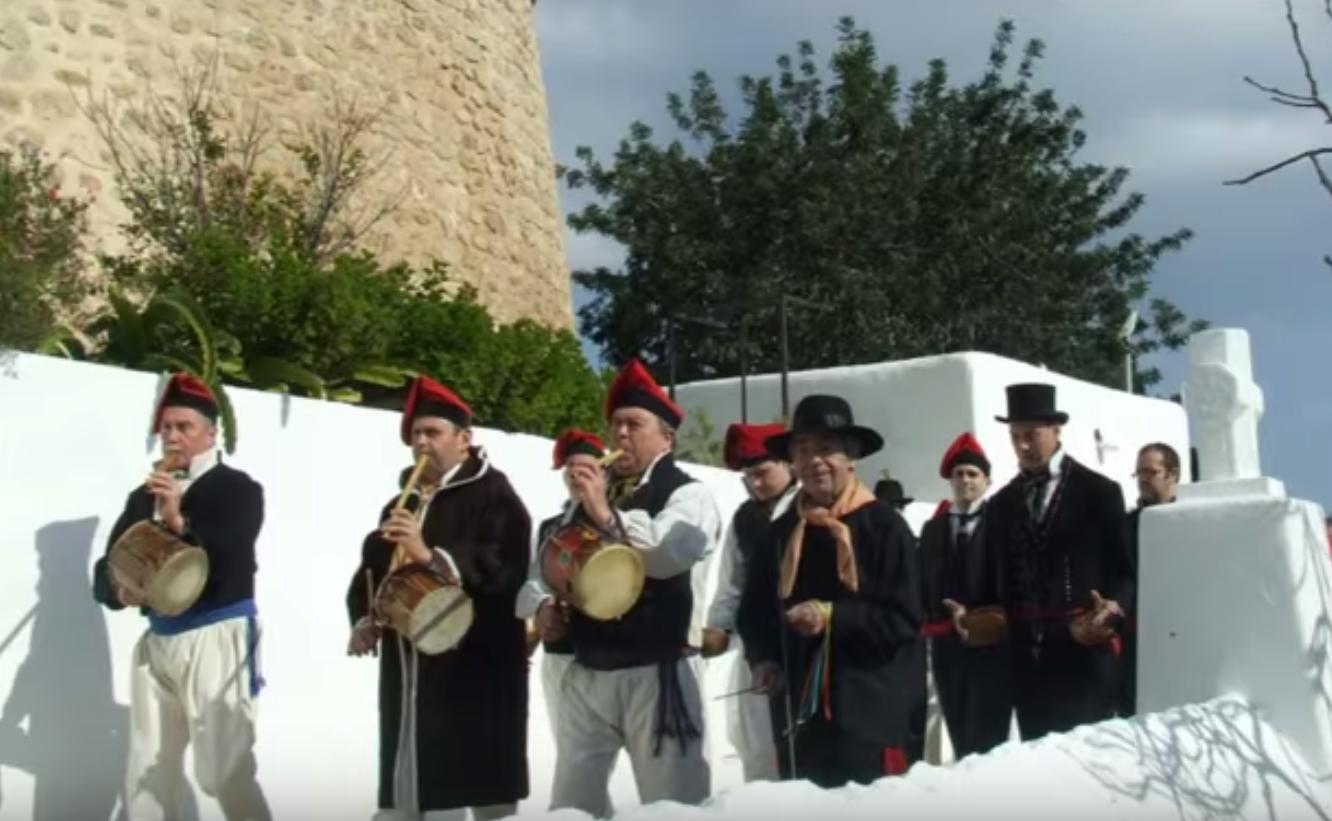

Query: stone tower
0;0;573;329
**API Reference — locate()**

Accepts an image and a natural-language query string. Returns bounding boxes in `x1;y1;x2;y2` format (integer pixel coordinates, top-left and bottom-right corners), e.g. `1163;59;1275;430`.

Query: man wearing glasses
1121;442;1182;716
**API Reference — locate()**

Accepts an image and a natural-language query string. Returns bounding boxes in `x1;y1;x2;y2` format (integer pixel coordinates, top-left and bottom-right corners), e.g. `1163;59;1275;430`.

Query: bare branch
1283;0;1332;123
1224;148;1332;185
1242;75;1322;105
1311;154;1332;199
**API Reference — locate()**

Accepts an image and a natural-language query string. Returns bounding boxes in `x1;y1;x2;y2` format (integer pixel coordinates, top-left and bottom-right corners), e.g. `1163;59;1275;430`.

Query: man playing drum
91;372;272;821
346;374;532;821
542;359;722;817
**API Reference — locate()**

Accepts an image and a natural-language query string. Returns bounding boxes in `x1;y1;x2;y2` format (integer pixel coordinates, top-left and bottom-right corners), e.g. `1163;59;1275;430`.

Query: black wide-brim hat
874;479;913;505
765;394;883;460
995;382;1069;425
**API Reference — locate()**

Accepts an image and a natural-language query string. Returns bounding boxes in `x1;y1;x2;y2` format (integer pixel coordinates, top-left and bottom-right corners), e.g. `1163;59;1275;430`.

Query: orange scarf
778;478;877;599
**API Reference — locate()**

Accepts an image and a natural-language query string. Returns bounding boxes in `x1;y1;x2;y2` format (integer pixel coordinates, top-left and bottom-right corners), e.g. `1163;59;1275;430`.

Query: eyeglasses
1132;468;1170;479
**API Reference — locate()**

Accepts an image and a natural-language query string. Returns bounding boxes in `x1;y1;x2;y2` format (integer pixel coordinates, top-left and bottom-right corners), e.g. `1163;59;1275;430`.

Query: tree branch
1312;154;1332;199
1283;0;1332;123
1224;148;1332;185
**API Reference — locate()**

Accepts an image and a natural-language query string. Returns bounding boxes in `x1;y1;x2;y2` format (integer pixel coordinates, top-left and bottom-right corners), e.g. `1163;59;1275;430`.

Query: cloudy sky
534;0;1331;508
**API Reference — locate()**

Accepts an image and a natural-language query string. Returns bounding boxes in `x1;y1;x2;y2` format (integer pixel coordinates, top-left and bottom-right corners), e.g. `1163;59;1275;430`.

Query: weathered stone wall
0;0;573;329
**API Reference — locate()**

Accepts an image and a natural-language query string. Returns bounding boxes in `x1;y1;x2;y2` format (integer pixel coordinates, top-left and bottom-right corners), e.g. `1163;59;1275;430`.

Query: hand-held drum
539;521;644;621
375;564;474;655
108;520;210;616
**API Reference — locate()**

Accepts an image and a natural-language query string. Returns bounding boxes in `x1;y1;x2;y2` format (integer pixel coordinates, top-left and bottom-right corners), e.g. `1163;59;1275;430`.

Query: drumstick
713;684;766;700
395;453;431;511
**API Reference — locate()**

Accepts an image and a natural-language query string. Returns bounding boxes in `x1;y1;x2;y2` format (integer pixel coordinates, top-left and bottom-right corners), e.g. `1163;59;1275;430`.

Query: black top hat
874;479;913;506
995;383;1069;425
764;395;883;460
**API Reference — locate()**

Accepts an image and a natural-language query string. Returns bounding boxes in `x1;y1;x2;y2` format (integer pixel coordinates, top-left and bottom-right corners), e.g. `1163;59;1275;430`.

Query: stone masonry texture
0;0;573;328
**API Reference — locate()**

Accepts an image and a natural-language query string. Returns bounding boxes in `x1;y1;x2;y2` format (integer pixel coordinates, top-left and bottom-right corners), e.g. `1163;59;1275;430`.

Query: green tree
0;146;89;351
564;19;1204;392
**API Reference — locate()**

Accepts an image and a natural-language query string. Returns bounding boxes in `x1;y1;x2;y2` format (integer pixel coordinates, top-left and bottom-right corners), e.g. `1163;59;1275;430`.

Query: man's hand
1071;589;1124;646
566;461;613;529
1089;590;1124;626
115;579;143;609
785;600;828;637
380;509;432;564
146;471;185;535
535;597;569;643
750;661;784;695
942;598;969;643
701;627;730;658
347;617;381;657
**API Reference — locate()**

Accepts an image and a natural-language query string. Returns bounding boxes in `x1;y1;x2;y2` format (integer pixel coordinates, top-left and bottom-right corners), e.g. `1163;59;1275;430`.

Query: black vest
731;488;788;566
571;454;697;670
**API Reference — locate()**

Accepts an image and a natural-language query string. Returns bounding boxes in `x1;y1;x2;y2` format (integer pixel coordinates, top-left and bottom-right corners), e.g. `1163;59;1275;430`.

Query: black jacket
740;499;926;748
92;462;263;614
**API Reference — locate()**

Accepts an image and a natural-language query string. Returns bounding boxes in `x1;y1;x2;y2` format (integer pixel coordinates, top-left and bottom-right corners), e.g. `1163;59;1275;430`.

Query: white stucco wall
0;352;749;820
674;352;1189;521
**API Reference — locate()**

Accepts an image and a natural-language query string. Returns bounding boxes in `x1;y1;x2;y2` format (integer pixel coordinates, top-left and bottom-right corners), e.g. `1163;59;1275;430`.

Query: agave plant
84;289;240;452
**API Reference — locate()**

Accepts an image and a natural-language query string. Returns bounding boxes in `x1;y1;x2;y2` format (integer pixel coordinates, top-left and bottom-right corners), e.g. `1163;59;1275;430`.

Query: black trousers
933;637;1014;758
1012;634;1118;740
775;719;912;788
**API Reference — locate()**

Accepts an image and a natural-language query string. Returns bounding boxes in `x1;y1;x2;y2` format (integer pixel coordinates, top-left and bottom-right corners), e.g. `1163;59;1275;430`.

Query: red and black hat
401;374;472;444
723;422;786;471
553;429;606;469
605;359;684;429
151;373;218;432
939;432;991;478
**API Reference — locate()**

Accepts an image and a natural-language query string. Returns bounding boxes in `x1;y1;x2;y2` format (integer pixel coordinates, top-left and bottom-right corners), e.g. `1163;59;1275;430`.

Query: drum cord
651;660;701;757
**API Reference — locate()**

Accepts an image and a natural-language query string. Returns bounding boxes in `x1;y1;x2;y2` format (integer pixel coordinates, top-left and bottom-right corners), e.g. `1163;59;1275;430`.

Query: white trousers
551;659;709;818
125;618;270;821
722;645;778;782
924;643;955;766
541;651;573;739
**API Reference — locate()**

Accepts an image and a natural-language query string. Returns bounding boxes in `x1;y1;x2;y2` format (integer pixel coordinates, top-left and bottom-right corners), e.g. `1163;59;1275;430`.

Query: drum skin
539;522;644;621
108;520;209;616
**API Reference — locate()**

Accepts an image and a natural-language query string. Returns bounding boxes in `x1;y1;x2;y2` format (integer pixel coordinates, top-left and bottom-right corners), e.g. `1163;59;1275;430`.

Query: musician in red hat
514;428;615;816
543;359;721;816
91;372;271;821
919;433;1012;759
346;374;532;821
704;421;796;781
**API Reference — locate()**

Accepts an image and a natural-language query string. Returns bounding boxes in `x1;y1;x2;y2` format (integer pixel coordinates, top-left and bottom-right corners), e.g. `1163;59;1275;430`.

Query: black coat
346;450;532;811
918;508;1011;757
987;455;1131;738
1120;507;1143;716
92;462;263;614
740;499;926;752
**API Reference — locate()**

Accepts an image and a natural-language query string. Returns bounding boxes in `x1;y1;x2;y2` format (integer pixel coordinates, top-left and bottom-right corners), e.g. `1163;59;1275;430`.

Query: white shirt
1036;447;1067;518
706;482;798;633
513;451;723;647
615;451;722;648
947;498;985;543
